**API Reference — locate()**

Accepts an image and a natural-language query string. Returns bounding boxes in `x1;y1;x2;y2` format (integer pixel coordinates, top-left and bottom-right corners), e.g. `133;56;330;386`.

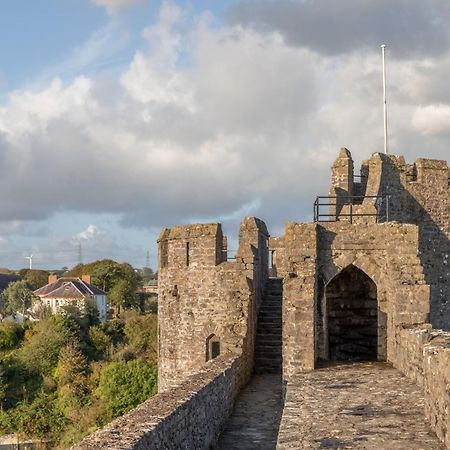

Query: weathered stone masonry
73;355;248;450
157;218;269;391
74;149;449;449
271;221;430;379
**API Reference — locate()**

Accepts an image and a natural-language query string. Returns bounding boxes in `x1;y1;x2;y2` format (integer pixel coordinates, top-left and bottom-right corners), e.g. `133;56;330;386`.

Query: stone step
260;305;282;312
258;311;282;318
255;348;282;356
256;336;281;342
257;323;282;328
257;323;282;331
259;312;282;320
254;367;281;375
260;302;282;309
255;343;282;351
257;329;282;336
254;278;283;374
255;349;282;358
267;277;283;284
254;356;282;366
254;363;282;370
265;287;282;293
260;300;282;306
264;289;283;295
258;322;282;329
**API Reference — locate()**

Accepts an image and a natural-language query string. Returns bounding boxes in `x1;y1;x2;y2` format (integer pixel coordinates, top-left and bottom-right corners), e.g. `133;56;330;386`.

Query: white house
33;275;108;322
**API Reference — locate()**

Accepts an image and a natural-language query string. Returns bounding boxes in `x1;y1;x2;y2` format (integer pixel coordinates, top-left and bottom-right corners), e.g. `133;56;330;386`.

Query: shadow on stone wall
378;156;450;330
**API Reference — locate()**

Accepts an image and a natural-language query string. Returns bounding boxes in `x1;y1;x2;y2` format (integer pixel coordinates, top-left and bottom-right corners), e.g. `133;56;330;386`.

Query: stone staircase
254;278;283;374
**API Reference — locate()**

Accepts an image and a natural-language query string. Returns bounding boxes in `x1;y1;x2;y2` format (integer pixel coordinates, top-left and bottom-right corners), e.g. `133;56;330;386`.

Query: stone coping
72;355;244;450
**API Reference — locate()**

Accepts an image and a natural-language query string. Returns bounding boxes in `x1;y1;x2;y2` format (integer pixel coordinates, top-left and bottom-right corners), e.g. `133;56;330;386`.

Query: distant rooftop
34;277;106;299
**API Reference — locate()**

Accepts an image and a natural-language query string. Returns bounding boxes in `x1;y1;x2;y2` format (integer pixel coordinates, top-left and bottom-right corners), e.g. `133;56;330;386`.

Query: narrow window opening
186;241;190;267
206;334;220;361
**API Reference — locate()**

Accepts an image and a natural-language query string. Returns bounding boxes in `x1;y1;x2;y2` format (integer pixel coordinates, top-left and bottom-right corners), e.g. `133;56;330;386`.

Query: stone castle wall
73;149;448;449
330;151;449;329
74;211;271;449
394;325;450;448
270;221;431;380
73;354;247;450
157;217;269;391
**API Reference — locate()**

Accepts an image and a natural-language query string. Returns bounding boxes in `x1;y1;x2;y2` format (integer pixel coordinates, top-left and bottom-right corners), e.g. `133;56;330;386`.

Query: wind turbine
25;255;33;270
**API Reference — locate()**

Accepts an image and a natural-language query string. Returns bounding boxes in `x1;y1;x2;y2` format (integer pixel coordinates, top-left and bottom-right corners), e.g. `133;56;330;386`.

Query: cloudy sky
0;0;449;270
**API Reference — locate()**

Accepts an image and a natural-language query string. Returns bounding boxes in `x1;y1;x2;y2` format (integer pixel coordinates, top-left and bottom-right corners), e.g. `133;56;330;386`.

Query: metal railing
313;194;389;223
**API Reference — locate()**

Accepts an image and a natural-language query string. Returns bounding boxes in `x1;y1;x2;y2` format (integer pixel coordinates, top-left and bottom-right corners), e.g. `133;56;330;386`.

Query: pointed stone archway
325;264;386;361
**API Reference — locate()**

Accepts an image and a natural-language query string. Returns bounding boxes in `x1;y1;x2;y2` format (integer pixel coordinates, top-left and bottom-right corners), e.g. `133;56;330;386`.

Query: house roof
34;278;106;299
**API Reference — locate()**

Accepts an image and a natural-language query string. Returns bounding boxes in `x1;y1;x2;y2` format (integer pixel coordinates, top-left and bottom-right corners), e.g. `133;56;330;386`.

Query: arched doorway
326;265;383;361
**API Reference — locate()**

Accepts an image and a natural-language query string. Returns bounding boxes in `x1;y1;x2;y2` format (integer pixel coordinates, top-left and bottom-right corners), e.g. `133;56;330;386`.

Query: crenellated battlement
157;217;269;391
74;149;450;450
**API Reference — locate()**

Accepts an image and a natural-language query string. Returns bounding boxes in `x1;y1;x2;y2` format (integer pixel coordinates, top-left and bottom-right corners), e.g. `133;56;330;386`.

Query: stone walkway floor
277;362;444;450
215;363;443;450
215;374;284;450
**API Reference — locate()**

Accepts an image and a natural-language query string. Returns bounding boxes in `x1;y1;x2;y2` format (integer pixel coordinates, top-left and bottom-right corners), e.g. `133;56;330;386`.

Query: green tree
109;278;139;313
64;263;83;278
55;341;89;417
18;315;76;375
0;363;7;408
84;300;100;327
90;260;123;292
100;319;124;345
89;326;112;358
1;280;36;318
18;269;49;290
97;359;157;417
0;391;67;439
124;314;157;360
55;340;88;386
0;322;24;350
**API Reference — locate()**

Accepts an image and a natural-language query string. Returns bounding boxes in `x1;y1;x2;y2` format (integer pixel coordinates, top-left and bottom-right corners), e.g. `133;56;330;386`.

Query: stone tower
157;149;449;386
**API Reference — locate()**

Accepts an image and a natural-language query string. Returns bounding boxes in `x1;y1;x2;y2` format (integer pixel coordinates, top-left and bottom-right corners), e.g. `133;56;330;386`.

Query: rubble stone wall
271;221;431;381
394;325;450;449
73;355;246;450
271;223;318;378
157;217;269;391
335;151;450;330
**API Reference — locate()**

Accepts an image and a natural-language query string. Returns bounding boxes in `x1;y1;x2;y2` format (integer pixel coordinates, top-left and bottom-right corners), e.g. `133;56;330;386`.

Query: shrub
97;359;157;417
124;314;157;359
18;316;75;374
0;322;24;350
89;326;112;358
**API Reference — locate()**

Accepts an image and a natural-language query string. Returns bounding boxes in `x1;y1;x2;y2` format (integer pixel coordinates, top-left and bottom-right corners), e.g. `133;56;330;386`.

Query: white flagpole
381;44;388;154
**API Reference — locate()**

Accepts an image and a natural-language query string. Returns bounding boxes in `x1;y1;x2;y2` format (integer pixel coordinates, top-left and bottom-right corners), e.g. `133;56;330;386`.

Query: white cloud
412;104;450;136
0;0;449;247
91;0;143;15
73;224;104;242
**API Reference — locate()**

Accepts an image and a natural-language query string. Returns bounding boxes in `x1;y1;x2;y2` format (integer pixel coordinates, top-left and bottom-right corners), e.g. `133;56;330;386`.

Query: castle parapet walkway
277;362;443;449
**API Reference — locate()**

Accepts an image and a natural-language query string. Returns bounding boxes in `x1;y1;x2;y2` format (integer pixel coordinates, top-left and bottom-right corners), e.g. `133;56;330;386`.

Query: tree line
0;260;158;448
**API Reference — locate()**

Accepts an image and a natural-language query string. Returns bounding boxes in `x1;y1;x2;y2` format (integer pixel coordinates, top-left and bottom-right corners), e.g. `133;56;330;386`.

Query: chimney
82;274;91;284
48;274;58;284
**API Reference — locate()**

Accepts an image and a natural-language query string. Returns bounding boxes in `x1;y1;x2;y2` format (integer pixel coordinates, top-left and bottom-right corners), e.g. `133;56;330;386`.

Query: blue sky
0;0;449;270
0;0;236;91
0;0;240;270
